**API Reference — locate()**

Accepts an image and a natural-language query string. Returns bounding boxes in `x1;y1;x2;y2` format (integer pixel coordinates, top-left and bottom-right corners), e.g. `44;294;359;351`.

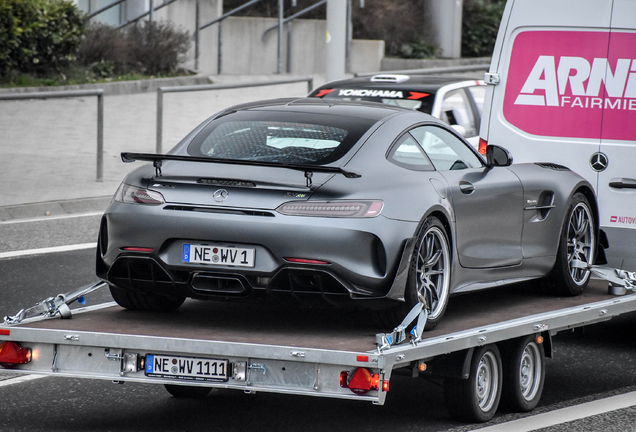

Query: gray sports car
97;98;601;329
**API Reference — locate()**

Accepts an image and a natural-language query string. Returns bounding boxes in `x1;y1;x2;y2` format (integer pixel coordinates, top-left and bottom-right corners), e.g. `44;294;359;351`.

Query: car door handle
459;181;475;194
609;180;636;190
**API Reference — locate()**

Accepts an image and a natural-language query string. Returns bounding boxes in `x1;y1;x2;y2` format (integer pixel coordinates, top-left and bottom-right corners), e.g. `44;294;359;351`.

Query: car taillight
0;341;32;368
340;368;389;394
284;258;330;265
277;200;383;218
114;184;165;205
478;138;488;155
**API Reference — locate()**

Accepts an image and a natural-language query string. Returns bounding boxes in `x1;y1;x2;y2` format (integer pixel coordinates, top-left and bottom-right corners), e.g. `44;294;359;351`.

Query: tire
545;192;596;296
109;284;185;312
408;217;452;330
376;217;451;330
500;335;545;412
444;344;503;423
164;384;213;398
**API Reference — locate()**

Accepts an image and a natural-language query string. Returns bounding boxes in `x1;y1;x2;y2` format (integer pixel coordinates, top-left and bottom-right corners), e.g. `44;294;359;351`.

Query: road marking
472;391;636;432
0;243;97;259
0;374;46;388
0;211;103;225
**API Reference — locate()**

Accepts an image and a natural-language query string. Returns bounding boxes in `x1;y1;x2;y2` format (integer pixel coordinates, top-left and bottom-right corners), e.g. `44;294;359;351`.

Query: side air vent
197;178;256;187
164;205;275;217
370;74;410;83
535;162;570;171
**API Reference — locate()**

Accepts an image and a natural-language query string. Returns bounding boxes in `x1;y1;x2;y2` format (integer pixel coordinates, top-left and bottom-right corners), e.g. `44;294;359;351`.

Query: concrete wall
145;2;383;76
153;0;222;72
349;39;385;74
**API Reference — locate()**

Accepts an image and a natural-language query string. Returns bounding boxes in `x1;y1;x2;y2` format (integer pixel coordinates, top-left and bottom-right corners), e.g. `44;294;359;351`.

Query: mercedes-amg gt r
97;98;600;329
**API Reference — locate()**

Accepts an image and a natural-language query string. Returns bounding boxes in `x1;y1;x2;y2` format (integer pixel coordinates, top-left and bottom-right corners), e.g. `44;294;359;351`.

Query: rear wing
121;152;361;187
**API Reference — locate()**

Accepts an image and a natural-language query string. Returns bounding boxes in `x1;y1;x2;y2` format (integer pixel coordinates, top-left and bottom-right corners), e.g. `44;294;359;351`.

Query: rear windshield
316;88;436;114
187;110;376;165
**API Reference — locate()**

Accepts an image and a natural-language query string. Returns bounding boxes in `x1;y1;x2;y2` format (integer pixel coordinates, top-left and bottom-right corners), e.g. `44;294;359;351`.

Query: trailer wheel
500;335;545;412
545;192;595;296
109;284;185;312
164;384;212;398
444;344;502;423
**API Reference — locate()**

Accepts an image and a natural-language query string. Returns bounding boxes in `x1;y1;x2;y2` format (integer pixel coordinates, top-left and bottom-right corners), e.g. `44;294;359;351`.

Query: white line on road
0;211;103;225
0;243;97;259
472;391;636;432
0;374;46;388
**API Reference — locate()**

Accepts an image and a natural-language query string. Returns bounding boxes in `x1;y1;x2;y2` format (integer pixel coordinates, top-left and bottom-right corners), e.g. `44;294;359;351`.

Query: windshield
187;111;376;165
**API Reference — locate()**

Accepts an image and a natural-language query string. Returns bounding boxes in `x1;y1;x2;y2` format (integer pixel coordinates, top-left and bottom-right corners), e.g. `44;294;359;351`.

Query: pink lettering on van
503;31;636;141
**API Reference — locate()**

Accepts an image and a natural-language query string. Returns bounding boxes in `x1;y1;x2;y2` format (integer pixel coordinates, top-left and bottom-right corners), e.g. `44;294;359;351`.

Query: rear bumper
97;201;418;305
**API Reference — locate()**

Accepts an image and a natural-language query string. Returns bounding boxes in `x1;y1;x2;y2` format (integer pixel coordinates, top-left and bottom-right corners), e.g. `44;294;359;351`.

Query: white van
479;0;636;271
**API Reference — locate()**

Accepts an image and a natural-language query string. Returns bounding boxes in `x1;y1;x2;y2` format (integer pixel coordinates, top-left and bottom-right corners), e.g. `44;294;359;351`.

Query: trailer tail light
478;138;488;155
340;368;388;395
0;342;32;368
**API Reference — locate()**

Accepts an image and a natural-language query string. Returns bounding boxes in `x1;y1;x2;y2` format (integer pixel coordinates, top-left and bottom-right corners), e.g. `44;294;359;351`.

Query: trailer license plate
182;244;255;267
145;354;229;382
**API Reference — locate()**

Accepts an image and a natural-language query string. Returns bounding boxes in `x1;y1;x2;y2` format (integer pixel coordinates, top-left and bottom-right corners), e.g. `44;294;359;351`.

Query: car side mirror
486;145;513;167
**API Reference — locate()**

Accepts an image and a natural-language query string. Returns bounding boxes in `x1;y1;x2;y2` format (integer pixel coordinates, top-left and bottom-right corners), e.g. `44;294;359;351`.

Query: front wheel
545;193;595;296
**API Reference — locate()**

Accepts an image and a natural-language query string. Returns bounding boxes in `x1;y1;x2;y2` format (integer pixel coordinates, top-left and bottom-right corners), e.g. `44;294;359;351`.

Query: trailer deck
2;278;636;412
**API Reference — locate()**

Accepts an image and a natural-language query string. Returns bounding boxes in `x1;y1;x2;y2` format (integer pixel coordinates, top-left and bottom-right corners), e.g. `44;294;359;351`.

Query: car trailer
1;266;635;423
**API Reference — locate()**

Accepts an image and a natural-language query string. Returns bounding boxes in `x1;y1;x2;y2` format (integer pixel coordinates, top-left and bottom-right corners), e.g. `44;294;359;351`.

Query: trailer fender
425;348;475;379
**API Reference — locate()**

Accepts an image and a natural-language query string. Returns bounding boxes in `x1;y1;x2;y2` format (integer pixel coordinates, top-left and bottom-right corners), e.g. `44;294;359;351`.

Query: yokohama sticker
503;31;636;141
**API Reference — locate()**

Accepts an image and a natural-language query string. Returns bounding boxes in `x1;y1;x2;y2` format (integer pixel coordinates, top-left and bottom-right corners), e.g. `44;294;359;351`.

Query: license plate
145;354;229;382
182;244;255;267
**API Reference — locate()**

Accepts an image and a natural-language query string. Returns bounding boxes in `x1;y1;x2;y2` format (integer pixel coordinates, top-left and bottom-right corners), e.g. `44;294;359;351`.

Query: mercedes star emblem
213;189;229;202
590;152;608;172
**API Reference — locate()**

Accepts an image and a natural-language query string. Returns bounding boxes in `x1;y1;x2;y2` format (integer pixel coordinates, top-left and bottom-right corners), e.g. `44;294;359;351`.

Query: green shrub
0;0;85;76
462;0;506;58
77;21;191;76
399;42;439;60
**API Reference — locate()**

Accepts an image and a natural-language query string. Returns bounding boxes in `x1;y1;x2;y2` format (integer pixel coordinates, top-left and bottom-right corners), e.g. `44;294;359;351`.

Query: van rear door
597;0;636;270
481;0;614;193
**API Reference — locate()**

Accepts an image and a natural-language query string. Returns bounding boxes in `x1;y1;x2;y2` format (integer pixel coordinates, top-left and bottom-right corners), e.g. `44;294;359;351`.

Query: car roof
313;75;481;93
213;97;433;123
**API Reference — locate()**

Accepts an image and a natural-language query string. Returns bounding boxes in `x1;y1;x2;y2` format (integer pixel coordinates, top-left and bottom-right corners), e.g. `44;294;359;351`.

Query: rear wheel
500;335;545;412
408;217;451;330
109;284;185;312
375;217;451;330
545;193;595;296
164;384;213;398
444;344;503;423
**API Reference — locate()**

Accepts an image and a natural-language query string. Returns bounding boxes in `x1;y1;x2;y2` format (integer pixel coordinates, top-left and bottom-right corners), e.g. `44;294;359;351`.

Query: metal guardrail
0;90;105;182
156;77;314;153
355;64;491;78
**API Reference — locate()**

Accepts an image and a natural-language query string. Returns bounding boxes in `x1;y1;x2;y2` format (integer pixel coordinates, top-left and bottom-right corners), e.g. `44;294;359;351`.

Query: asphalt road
1;214;636;432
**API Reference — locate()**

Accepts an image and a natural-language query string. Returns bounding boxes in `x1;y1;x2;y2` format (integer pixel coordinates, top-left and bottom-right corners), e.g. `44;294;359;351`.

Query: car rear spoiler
121;152;361;187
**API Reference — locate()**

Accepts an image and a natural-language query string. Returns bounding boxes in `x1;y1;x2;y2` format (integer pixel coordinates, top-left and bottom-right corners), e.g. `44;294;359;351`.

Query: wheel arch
384;207;453;302
573;184;606;264
574;184;600;234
